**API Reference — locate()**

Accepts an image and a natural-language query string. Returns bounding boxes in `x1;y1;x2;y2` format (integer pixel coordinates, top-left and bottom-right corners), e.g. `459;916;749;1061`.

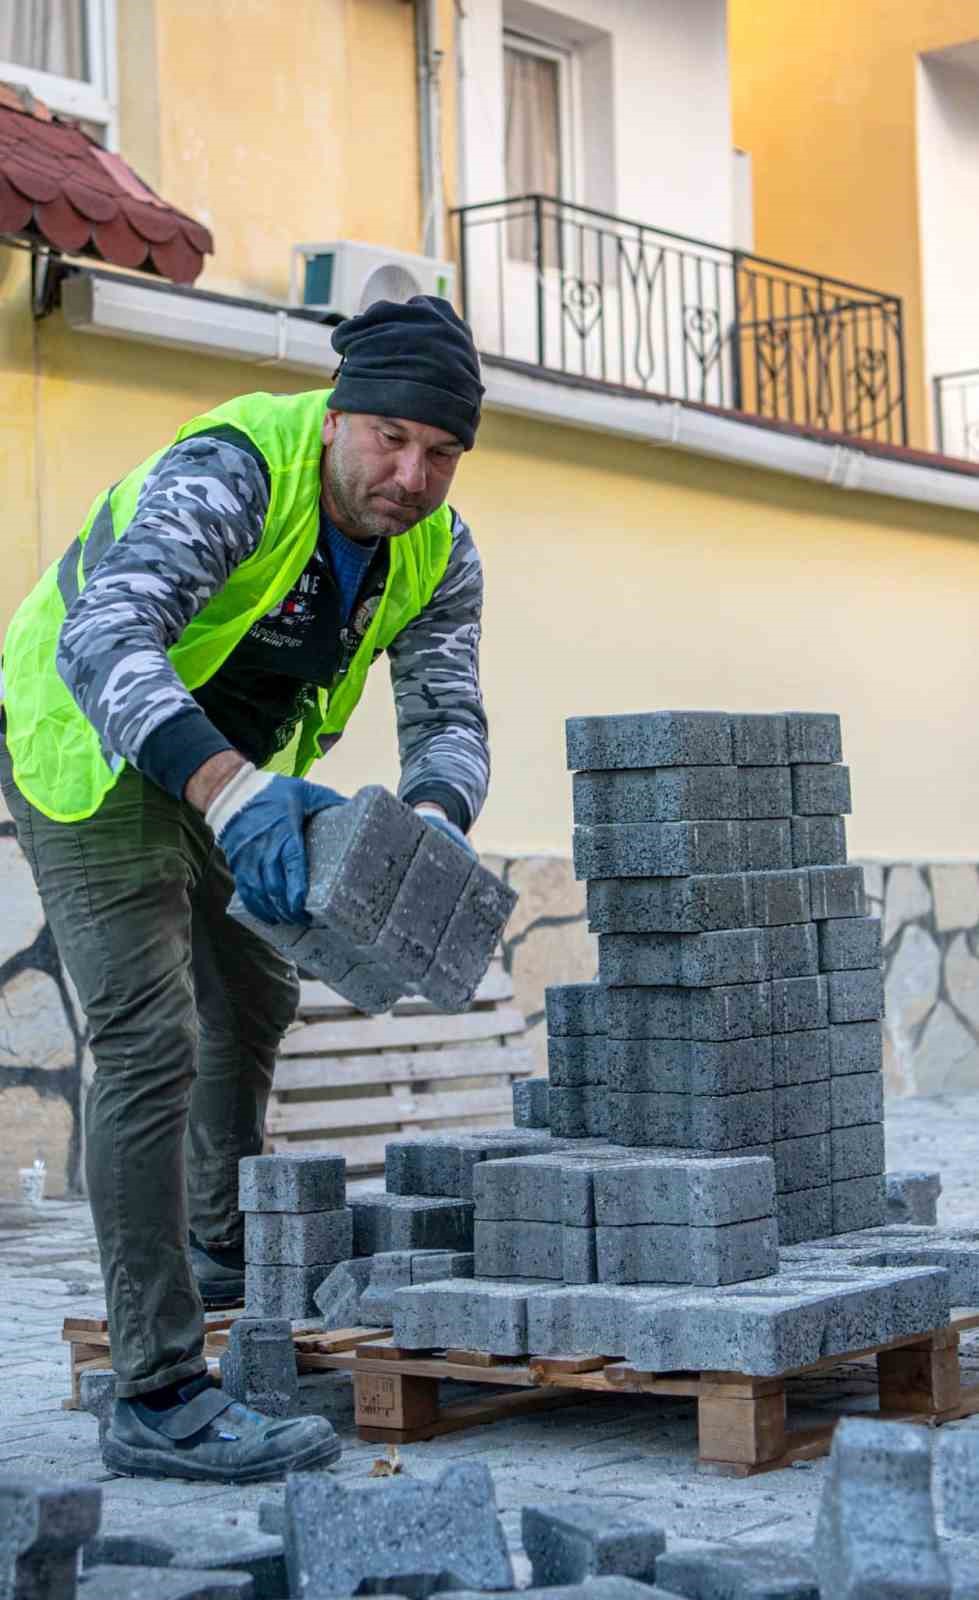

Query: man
0;296;488;1481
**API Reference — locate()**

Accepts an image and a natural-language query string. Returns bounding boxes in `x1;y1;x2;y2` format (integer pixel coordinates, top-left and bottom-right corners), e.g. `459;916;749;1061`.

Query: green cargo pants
0;738;299;1396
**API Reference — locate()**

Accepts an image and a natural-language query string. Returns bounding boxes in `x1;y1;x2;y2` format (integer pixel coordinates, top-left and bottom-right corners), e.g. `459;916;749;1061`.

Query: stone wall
3;840;979;1197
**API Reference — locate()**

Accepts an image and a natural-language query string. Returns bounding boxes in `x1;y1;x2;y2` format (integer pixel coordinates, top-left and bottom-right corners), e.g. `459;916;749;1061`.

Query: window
0;0;117;146
504;29;577;260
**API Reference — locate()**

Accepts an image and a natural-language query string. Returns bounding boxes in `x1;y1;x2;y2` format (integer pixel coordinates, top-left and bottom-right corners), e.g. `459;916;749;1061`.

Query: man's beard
325;429;420;540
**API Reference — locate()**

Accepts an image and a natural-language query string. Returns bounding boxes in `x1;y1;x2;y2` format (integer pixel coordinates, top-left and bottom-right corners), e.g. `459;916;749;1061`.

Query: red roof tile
0;87;212;283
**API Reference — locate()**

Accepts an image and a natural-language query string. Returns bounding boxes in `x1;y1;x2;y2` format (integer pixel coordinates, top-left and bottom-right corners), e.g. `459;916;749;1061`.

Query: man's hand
414;803;477;861
204;764;347;924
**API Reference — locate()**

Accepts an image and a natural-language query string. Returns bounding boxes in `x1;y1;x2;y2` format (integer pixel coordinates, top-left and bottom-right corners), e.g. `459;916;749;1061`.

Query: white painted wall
917;47;979;453
458;0;734;245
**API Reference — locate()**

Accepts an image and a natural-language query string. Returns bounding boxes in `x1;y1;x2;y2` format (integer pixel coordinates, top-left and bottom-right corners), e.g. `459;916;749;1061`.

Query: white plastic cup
18;1164;45;1206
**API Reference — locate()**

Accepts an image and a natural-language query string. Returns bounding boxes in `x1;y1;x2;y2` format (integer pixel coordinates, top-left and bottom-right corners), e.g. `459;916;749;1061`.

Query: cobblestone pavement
2;1096;978;1579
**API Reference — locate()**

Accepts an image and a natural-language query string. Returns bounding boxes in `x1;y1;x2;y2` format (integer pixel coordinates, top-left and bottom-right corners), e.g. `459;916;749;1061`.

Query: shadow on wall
0;818;89;1198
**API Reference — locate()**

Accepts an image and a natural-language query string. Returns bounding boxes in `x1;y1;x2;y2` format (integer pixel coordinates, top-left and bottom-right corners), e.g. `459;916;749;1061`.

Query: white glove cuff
205;762;276;837
414;804;448;820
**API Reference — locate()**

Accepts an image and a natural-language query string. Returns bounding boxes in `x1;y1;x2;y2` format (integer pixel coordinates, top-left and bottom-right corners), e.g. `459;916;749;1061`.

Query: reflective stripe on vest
2;389;453;821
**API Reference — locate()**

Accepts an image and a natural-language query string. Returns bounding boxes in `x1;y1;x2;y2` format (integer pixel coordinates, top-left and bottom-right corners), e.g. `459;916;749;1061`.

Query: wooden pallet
286;1311;979;1476
268;958;534;1175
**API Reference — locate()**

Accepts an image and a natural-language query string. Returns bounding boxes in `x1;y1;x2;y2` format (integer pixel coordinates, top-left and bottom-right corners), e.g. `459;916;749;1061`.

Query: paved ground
2;1095;979;1582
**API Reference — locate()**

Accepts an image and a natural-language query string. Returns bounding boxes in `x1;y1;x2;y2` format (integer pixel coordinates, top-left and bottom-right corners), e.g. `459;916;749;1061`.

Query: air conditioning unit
290;240;456;321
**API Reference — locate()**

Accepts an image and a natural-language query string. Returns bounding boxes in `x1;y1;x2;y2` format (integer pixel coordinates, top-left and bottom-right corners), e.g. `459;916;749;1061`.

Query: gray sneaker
103;1378;342;1482
189;1231;245;1310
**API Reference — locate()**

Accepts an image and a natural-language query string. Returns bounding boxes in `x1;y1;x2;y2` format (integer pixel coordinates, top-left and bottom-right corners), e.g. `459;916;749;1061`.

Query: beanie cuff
328;374;479;450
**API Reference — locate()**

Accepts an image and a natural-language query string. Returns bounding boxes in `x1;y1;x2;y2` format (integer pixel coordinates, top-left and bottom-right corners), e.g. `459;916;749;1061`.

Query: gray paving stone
748;869;811;927
655;1541;817;1598
238;1154;345;1215
448;1585;667;1600
547;1035;608;1087
791;815;847;868
474;1219;569;1281
0;1476;101;1600
731;713;789;766
574;821;743;881
219;1318;299;1417
832;1175;887;1233
522;1502;665;1587
832;1125;886;1182
82;1569;254;1599
359;1250;475;1324
886;1171;941;1226
809;864;866;919
774;1081;831;1140
768;923;819;980
586;874;752;935
738;767;794;820
304;785;422;942
384;1132;560;1199
813;1417;950;1598
772;1028;830;1087
549;1086;609;1139
777;1185;833;1244
818;915;881;972
243;1209;352;1267
83;1533;176;1568
350;1193;474;1255
608;1090;775;1151
282;1460;513;1597
228;901;408;1016
513;1077;550;1128
830;1021;883;1076
606;1035;773;1095
786;711;843;764
743;820;793;872
525;1283;675;1357
832;1072;885;1129
311;1257;375;1328
828;968;885;1023
598;1216;778;1286
572;765;741;824
566;711;734;771
791;763;852;816
684;1157;776;1227
390;1278;551;1354
801;1226;979;1301
771;976;828;1033
473;1150;649;1228
936;1428;979;1535
772;1134;832;1194
607;982;772;1041
376;821;476;984
598;928;769;989
79;1369;117;1445
84;1530;287;1600
545;983;608;1036
244;1263;333;1319
423;863;519;1012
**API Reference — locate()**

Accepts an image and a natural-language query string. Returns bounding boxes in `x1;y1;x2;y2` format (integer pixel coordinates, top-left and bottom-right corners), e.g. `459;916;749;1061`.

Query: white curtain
504;44;561;262
0;0;88;81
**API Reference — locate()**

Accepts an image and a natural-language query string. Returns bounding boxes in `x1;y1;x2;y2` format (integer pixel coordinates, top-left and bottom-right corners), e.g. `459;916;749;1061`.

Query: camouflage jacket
55;434;489;831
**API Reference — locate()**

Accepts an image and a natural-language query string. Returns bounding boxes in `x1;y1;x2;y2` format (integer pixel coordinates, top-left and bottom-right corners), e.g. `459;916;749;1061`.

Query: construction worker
0;296;488;1481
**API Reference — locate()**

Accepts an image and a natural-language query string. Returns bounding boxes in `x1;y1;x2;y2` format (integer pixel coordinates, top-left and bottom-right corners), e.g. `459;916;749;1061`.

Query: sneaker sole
102;1429;342;1483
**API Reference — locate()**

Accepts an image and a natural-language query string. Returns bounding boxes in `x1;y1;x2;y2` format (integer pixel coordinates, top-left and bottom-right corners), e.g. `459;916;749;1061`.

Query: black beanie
328;295;484;449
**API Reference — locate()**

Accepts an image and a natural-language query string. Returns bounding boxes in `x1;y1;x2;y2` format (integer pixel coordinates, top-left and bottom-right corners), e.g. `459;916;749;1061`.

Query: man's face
321;410;466;542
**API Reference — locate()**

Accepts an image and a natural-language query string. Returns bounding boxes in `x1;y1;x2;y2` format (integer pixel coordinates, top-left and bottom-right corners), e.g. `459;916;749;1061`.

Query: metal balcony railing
453;195;908;446
934;370;979;462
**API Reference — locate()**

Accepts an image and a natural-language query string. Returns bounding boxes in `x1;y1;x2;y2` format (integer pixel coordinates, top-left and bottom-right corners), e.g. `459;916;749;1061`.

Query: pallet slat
273;1043;533;1093
279;1007;526;1057
268;1085;518;1137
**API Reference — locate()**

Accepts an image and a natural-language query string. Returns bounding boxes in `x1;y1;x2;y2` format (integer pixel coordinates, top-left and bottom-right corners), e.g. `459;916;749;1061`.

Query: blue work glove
207;764;346;925
415;805;478;861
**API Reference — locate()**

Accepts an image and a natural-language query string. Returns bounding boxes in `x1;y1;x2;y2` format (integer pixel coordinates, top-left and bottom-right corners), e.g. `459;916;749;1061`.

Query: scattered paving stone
81;1568;255;1599
450;1584;672;1600
282;1460;513;1597
521;1502;665;1586
656;1541;818;1598
218;1319;300;1417
0;1476;101;1600
312;1256;376;1328
887;1171;942;1226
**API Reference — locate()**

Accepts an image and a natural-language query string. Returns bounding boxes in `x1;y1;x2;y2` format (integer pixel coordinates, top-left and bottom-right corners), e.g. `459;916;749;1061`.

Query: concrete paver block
282;1460;513;1597
303;785;423;943
886;1171;941;1226
830;1021;883;1077
607;1035;773;1095
81;1569;254;1599
773;1081;831;1140
730;713;789;766
238;1154;345;1215
768;923;819;980
311;1257;375;1328
743;820;793;872
547;1035;608;1087
0;1476;101;1600
827;969;885;1024
350;1193;474;1255
808;865;866;920
791;763;852;816
818;915;881;972
772;1029;831;1087
607;982;773;1041
390;1277;552;1354
513;1077;550;1128
812;1417;950;1598
545;983;609;1036
574;821;743;881
598;928;769;989
771;976;829;1033
655;1541;817;1598
572;765;740;824
935;1428;979;1535
773;1134;832;1195
786;712;843;764
566;711;734;771
244;1209;352;1267
587;873;752;936
777;1185;833;1244
245;1263;335;1319
832;1175;887;1233
831;1073;885;1130
739;767;794;820
831;1125;886;1182
522;1502;665;1587
384;1131;560;1199
422;863;518;1012
747;869;812;927
791;816;847;868
598;1216;778;1287
219;1318;299;1417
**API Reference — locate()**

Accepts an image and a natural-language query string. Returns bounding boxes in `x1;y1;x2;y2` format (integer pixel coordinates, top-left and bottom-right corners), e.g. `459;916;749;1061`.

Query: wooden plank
297;1350;539;1387
528;1355;611;1379
697;1385;786;1467
273;1043;533;1094
355;1386;592;1445
270;1131;399;1169
354;1371;440;1431
278;1007;526;1057
267;1086;516;1137
878;1335;961;1415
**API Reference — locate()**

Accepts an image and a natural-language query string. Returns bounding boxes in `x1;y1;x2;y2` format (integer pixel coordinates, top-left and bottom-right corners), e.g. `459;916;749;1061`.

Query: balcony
454;195;908;448
934;370;979;462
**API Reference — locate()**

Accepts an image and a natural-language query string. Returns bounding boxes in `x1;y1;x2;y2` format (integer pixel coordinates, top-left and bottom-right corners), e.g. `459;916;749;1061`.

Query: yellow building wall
728;0;979;452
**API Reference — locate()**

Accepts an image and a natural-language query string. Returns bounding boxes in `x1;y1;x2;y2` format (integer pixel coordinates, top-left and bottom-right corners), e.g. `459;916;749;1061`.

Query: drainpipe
416;0;446;259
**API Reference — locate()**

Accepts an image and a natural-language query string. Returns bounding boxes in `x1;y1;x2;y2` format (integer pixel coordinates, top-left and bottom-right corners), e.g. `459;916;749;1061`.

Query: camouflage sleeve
388;510;489;833
55;434;269;786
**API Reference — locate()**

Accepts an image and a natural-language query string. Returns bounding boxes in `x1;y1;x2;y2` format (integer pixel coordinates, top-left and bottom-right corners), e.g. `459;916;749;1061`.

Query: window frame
502;25;582;207
0;0;119;148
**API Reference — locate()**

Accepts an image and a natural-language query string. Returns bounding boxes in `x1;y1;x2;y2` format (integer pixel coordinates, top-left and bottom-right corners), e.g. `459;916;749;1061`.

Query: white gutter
483;361;979;517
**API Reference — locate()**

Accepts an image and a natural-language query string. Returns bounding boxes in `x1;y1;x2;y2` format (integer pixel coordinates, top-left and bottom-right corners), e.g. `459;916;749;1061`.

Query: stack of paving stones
240;1152;353;1318
230;784;517;1014
564;709;886;1245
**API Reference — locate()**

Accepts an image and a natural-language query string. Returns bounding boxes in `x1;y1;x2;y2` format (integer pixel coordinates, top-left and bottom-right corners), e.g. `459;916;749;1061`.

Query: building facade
1;0;977;1194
